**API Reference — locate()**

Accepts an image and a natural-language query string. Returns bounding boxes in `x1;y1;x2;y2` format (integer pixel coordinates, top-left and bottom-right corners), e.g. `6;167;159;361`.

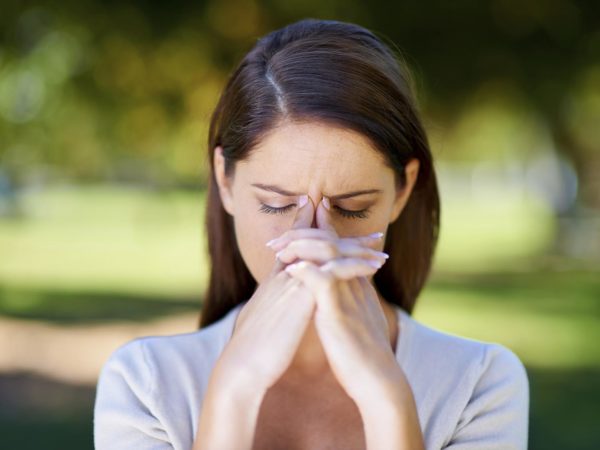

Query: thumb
268;195;314;276
316;196;338;237
291;194;315;230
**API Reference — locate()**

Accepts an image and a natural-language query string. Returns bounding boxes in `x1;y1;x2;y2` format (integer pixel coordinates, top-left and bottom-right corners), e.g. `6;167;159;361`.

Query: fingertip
286;259;303;269
366;259;384;269
297;194;309;209
291;195;315;230
316;198;336;233
270;256;287;276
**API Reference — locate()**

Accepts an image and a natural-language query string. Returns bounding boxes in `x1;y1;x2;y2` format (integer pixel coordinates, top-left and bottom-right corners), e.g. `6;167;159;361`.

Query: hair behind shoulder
200;18;440;328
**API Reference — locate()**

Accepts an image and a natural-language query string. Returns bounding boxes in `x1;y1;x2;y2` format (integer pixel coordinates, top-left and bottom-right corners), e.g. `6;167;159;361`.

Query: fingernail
297;195;308;208
367;259;383;268
367;232;384;239
376;251;389;259
322;196;330;210
275;250;284;260
266;238;278;247
285;262;299;272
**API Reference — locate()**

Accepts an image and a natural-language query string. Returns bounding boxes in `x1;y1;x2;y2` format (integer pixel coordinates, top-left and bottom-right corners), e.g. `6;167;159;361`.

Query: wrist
210;358;268;406
194;362;266;450
351;359;408;408
208;356;271;424
356;374;424;450
360;403;423;450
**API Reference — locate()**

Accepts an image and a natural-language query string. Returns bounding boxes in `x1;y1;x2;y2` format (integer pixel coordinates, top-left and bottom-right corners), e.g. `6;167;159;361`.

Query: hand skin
193;197;424;450
191;361;265;450
192;198;319;450
283;198;425;450
192;197;383;449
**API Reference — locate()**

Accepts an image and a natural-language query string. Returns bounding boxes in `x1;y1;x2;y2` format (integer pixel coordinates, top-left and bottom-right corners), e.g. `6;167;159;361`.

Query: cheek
232;210;290;283
331;211;388;238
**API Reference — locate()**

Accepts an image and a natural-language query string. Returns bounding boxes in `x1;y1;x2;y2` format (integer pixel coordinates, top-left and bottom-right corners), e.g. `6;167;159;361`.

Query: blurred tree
349;0;599;209
0;0;598;210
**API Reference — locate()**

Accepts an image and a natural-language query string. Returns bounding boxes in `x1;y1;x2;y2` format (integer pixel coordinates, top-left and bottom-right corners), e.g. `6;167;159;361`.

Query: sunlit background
0;1;598;449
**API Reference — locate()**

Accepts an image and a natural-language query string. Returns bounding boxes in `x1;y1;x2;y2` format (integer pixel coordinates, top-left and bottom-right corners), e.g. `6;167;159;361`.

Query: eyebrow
251;183;382;200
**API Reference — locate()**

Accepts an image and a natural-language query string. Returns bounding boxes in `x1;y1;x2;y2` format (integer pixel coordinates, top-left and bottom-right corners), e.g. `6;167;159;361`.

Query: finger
320;257;384;279
284;260;360;316
265;228;335;251
316;196;338;237
285;257;383;281
267;230;384;252
276;238;389;265
291;194;315;230
284;260;336;300
352;232;386;250
266;195;315;277
269;258;288;278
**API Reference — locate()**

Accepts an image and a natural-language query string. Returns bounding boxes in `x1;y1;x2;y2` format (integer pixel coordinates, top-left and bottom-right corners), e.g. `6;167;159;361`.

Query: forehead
239;120;388;179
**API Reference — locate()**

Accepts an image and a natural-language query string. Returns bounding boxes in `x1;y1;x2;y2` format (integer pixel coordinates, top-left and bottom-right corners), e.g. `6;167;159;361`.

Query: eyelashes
258;203;370;219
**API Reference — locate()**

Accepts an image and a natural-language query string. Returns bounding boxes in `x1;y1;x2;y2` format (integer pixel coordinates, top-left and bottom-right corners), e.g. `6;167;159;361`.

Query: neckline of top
392;303;413;368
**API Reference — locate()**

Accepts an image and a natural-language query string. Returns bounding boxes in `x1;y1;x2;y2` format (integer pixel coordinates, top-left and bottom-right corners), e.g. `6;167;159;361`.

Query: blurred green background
0;1;598;449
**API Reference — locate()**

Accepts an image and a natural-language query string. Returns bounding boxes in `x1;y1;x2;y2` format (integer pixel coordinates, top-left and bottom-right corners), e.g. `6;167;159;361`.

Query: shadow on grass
528;366;600;450
0;285;200;324
0;372;94;450
2;269;598;325
1;366;598;450
428;269;600;318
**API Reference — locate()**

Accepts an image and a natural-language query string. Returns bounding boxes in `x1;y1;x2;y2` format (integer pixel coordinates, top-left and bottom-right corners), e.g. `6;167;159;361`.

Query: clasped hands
265;194;403;405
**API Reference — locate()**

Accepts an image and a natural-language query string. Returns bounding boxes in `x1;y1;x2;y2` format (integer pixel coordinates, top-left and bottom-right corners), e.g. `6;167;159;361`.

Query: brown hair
200;18;440;328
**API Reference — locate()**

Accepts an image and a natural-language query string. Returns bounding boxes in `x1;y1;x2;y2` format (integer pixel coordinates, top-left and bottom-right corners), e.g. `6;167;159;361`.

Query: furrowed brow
251;183;382;199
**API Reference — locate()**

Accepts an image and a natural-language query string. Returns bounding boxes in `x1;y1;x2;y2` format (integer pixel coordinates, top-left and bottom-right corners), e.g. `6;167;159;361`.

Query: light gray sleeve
443;344;530;450
94;339;173;450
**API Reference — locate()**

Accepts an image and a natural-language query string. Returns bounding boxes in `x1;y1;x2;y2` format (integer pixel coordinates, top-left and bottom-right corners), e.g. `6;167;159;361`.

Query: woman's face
214;120;419;284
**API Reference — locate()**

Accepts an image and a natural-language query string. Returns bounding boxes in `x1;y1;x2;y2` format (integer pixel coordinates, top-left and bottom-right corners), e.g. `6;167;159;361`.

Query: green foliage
1;1;599;447
1;1;598;195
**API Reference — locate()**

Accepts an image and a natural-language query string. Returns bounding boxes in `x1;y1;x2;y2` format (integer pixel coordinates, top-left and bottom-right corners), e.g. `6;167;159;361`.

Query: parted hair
200;18;440;328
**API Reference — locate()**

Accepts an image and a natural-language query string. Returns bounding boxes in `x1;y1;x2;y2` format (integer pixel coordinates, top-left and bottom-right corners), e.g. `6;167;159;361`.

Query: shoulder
107;302;243;366
94;304;244;448
97;303;243;394
398;313;529;448
402;312;528;388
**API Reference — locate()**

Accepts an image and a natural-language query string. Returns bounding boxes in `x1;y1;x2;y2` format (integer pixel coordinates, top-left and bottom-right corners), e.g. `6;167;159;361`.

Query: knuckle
320;259;336;272
285;239;302;252
323;241;339;259
280;230;297;242
297;260;312;269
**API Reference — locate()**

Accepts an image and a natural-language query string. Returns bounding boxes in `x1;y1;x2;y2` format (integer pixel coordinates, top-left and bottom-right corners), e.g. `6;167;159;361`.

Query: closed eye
258;203;370;219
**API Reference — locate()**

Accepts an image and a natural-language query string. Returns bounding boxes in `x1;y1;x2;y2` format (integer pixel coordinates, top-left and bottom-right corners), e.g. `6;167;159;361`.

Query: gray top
94;302;529;449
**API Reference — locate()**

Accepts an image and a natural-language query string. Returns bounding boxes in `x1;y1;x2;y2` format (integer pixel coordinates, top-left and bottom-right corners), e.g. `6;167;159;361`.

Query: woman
94;18;529;450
